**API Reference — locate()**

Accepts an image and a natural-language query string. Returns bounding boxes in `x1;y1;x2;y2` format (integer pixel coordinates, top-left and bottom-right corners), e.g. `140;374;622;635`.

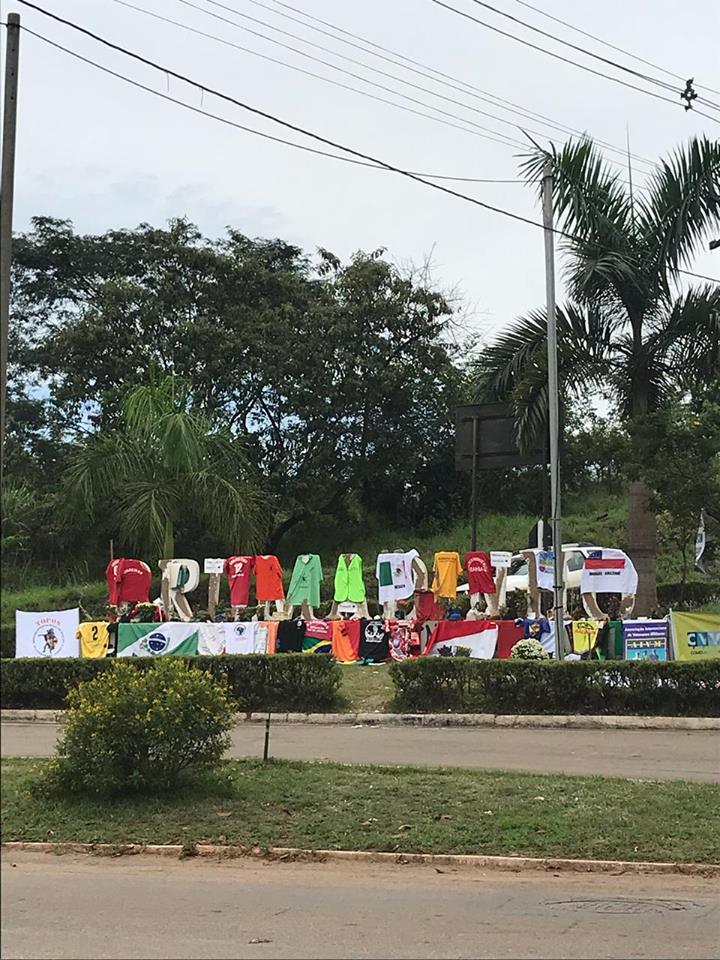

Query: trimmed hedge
0;655;342;713
389;658;720;716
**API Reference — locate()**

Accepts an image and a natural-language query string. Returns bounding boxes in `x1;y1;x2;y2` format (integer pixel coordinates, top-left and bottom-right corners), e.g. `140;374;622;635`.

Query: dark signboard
455;403;545;471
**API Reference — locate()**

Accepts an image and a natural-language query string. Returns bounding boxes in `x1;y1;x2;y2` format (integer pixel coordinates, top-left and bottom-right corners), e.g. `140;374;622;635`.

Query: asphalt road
2;722;719;781
2;852;718;960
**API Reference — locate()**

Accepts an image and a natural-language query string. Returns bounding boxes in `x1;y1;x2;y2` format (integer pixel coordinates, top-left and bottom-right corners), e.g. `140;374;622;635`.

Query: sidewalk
2;708;718;729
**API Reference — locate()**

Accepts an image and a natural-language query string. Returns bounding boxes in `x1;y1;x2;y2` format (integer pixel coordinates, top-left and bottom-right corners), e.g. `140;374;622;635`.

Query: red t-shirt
106;559;151;605
225;556;254;606
465;552;496;595
254;555;284;601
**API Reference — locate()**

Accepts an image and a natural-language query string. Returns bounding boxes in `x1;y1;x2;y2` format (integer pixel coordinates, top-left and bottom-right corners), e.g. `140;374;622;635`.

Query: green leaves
63;374;265;558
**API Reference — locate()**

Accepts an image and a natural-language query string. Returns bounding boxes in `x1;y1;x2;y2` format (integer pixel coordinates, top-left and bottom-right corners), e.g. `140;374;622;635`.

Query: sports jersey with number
76;621;110;658
224;556;255;606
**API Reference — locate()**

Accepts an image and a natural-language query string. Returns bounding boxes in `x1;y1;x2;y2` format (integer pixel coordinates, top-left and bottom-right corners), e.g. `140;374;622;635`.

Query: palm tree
65;374;265;558
474;135;720;613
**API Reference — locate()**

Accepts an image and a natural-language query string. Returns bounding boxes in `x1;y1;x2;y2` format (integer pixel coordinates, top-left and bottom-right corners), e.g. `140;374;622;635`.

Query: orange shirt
260;620;279;654
254;555;284;601
331;620;360;662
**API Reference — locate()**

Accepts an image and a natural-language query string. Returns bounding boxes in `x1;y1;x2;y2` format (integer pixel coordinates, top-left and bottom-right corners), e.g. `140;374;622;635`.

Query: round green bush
44;658;234;795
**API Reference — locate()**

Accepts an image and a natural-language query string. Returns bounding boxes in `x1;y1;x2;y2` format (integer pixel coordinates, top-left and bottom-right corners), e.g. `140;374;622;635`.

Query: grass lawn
3;758;719;864
339;663;394;712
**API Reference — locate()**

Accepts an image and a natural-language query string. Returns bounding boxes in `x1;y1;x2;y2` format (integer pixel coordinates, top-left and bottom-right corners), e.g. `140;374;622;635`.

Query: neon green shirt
333;554;366;603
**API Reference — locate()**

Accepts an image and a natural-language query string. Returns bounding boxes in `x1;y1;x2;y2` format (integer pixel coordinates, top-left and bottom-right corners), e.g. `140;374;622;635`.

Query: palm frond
117;479;180;557
650;284;720;386
636;136;720;285
472;303;617;446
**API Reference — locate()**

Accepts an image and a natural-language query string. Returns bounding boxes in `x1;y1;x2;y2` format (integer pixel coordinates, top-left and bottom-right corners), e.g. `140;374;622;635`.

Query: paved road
3;722;719;781
2;851;718;959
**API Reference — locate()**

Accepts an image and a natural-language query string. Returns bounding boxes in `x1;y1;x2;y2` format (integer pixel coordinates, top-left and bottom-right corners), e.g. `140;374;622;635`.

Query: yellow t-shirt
571;619;601;653
76;621;110;658
432;551;463;599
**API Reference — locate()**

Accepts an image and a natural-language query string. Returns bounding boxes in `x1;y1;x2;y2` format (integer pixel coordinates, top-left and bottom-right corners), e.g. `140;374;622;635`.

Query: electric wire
20;26;526;184
509;0;720;100
188;0;658;170
429;0;720;124
106;0;528;151
15;5;718;286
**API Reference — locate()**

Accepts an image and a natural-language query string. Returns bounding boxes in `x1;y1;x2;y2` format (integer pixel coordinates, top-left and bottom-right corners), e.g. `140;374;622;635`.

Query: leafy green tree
473;136;720;613
64;374;265;558
11;219;465;552
630;401;720;587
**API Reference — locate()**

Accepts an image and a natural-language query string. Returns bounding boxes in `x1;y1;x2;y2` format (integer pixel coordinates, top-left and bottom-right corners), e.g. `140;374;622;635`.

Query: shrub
389;658;720;716
42;659;234;795
1;654;342;713
510;638;549;660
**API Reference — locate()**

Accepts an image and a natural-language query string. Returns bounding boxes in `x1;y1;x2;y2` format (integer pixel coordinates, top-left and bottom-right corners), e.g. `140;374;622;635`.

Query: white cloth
223;621;267;655
15;609;80;658
197;623;225;656
376;549;419;603
581;548;638;595
535;550;555;592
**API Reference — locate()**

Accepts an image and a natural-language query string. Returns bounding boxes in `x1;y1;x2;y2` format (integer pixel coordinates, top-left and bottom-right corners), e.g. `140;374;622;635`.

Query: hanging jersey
331;619;360;662
225;556;255;606
76;621;110;658
376;550;418;603
432;552;463;599
358;619;390;663
303;619;333;654
581;549;638;595
276;619;305;653
571;619;601;653
106;558;151;606
333;554;366;603
254;555;284;602
465;552;496;595
287;554;323;607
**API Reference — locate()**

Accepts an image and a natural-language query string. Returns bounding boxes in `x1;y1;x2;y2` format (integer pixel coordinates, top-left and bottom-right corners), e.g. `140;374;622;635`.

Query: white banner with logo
15;609;80;658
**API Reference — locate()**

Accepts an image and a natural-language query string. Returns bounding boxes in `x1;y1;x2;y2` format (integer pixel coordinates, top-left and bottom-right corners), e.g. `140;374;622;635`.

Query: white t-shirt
376;549;419;603
581;549;638;595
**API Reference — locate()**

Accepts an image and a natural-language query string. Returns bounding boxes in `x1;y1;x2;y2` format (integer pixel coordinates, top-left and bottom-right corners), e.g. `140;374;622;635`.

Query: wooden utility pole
1;13;20;481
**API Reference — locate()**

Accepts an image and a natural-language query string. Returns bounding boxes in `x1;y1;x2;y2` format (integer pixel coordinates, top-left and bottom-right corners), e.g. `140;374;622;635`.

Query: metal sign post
542;159;565;656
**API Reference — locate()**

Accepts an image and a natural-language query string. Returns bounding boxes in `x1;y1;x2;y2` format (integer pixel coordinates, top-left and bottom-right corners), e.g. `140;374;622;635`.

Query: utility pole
1;13;21;482
542;159;565;657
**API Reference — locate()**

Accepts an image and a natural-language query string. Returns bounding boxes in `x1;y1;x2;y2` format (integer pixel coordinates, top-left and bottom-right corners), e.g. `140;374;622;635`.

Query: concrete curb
2;709;718;730
3;841;718;877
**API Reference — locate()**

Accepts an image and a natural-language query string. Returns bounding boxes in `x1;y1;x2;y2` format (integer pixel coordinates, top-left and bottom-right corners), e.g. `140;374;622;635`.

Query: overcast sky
7;0;720;341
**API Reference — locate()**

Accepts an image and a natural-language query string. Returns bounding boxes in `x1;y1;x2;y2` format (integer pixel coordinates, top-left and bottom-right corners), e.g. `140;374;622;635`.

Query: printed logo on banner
233;624;248;640
142;630;171;655
32;618;66;656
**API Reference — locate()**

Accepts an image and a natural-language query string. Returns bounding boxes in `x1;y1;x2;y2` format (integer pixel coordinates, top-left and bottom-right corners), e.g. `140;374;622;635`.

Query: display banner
670;612;720;661
623;620;668;661
117;622;199;657
15;609;80;658
424;620;498;659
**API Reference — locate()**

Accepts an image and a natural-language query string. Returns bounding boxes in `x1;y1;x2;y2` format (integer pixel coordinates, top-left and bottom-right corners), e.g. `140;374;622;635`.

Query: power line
429;0;720;124
106;0;528;151
14;4;719;286
509;0;720;99
192;0;657;171
468;0;675;93
20;27;526;185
